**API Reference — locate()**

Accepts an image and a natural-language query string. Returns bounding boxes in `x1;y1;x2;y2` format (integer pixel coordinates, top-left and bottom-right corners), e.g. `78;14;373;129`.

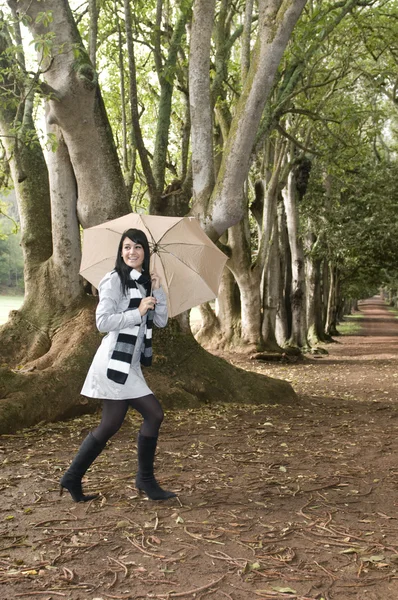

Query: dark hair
114;228;151;295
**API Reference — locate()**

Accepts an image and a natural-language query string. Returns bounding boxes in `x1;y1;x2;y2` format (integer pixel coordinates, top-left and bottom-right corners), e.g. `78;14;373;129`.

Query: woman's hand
138;296;157;316
150;272;161;290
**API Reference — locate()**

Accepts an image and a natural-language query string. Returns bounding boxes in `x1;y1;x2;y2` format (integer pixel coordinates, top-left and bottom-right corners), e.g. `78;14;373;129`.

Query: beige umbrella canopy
80;214;228;318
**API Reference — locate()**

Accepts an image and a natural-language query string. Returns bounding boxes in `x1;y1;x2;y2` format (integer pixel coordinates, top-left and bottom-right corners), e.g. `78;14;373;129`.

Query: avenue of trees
0;0;397;432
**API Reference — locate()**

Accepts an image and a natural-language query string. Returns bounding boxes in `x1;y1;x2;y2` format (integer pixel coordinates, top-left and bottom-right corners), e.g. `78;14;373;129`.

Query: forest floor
1;296;398;600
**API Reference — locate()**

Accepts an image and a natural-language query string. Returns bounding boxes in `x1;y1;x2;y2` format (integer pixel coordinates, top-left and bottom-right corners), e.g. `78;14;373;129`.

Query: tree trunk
88;0;99;69
258;139;286;352
241;0;254;81
217;267;241;344
275;196;290;345
227;219;263;351
195;267;241;349
152;6;192;199
11;0;131;227
195;302;220;339
189;0;216;209
200;0;307;238
0;27;64;363
262;215;283;351
325;264;339;336
116;6;129;179
282;168;309;349
123;0;159;207
305;232;326;345
306;254;325;345
238;273;263;350
180;91;191;183
322;259;330;330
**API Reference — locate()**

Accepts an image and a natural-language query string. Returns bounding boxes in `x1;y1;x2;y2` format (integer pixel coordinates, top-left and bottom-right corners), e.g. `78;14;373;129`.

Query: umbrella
79;214;228;317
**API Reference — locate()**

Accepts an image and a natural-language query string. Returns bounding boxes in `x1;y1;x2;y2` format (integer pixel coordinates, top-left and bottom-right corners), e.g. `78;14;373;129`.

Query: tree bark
8;0;130;228
262;213;283;351
241;0;254;81
189;0;216;210
116;5;129;178
217;267;241;344
282;168;308;349
197;266;242;350
123;0;158;207
152;6;192;199
227;218;262;350
258;138;286;351
275;194;290;345
0;28;56;361
201;0;307;238
325;264;339;336
88;0;99;69
306;254;325;345
305;231;326;345
46;120;82;302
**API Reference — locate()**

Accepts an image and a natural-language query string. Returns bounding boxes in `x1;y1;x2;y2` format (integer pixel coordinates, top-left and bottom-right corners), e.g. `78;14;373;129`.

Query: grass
387;306;398;319
337;313;364;335
0;295;24;325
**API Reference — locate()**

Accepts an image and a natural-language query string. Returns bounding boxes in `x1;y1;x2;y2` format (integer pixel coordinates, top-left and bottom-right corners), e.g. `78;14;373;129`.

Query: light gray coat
81;270;168;400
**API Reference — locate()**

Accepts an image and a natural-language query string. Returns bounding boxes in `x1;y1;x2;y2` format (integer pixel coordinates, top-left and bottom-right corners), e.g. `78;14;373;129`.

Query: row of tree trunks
195;173;345;355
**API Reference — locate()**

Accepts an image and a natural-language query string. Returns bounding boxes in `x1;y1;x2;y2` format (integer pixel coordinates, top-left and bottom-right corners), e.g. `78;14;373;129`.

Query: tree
0;0;298;434
193;0;382;352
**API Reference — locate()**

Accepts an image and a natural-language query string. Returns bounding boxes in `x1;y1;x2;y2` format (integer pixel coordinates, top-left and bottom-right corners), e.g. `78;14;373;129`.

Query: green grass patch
337;314;364;335
0;295;24;325
387;306;398;318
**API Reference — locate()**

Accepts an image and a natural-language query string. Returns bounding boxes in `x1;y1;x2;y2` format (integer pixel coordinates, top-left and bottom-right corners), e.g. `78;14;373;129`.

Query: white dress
81;270;168;400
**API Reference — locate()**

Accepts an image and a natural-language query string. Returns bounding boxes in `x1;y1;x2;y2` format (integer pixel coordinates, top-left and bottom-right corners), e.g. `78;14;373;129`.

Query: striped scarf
107;270;153;385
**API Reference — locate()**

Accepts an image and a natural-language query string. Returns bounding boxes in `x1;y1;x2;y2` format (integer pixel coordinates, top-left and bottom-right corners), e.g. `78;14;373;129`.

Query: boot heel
60;485;64;497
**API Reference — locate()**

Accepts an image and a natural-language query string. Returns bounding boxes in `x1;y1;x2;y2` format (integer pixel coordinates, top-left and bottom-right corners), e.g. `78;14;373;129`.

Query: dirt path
1;297;398;600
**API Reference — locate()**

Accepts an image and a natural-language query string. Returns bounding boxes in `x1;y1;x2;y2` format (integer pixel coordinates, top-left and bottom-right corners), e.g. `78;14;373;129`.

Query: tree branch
276;123;321;157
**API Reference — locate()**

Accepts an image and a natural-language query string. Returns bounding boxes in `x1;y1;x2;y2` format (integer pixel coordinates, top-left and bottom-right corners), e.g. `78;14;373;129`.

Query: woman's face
121;237;145;271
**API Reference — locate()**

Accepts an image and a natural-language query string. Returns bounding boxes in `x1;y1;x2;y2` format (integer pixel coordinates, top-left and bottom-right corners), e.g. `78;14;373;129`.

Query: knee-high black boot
135;434;176;500
60;433;105;502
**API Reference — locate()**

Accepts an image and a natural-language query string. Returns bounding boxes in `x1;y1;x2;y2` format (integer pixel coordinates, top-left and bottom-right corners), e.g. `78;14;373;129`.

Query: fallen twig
14;592;66;597
153;574;225;598
126;535;166;558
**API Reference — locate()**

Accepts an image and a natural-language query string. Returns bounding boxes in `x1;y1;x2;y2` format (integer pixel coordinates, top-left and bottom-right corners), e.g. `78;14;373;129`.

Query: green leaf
116;520;130;529
362;555;385;563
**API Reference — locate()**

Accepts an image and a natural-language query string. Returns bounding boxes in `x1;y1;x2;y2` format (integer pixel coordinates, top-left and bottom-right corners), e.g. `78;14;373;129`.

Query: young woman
60;228;176;502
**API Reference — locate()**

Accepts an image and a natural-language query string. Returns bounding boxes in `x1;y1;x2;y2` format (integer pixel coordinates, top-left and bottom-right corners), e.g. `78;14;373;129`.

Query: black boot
60;433;105;502
135;434;176;500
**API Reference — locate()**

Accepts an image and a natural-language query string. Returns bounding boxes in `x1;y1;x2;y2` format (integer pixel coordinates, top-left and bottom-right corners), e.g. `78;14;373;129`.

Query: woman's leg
127;394;164;438
61;400;129;502
129;394;176;500
92;399;129;444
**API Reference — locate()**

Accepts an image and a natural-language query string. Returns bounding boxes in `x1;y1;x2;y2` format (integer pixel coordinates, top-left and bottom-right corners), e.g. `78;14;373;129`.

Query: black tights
92;394;164;445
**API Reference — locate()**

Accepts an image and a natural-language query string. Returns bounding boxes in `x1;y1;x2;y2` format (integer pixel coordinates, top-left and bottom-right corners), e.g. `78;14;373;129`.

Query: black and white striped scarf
107;270;153;384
